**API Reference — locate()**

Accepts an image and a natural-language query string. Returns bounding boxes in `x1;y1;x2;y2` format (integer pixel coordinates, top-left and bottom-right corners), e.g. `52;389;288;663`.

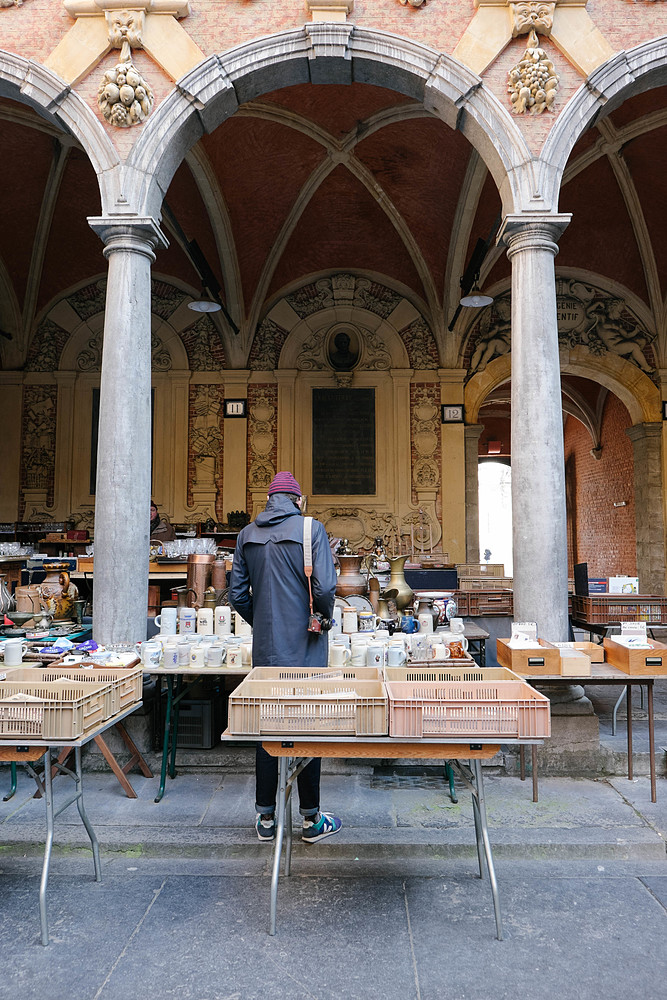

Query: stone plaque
312;388;375;495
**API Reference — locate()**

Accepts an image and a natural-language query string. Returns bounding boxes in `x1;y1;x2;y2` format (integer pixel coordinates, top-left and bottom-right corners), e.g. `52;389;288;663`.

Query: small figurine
41;570;79;620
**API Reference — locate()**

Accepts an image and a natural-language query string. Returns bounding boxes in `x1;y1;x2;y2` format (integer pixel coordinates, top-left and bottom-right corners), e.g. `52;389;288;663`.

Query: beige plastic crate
228;675;387;736
385;676;550;739
0;678;108;739
457;577;513;591
385;666;523;683
456;563;505;578
250;666;382;681
2;666;142;717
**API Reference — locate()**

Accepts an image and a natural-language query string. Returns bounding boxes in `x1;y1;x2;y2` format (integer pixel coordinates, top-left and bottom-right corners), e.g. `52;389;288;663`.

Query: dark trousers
255;745;321;818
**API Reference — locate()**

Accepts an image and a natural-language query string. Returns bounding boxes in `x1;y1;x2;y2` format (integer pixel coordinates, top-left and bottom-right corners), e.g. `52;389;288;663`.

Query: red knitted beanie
267;471;302;495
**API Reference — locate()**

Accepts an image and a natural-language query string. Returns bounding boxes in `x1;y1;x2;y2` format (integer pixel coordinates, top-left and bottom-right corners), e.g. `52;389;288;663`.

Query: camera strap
303;516;314;615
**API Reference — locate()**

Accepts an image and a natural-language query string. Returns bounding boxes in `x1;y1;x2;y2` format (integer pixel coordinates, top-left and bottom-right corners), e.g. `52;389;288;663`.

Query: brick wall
564;393;636;579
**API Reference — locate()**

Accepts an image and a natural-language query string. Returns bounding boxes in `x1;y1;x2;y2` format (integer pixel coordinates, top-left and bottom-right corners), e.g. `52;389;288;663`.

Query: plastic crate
385;665;522;683
385;675;550;739
227;673;387;736
571;595;667;625
466;591;513;616
451;591;469;615
456;563;505;578
0;679;108;739
457;577;513;591
2;666;142;717
250;666;382;681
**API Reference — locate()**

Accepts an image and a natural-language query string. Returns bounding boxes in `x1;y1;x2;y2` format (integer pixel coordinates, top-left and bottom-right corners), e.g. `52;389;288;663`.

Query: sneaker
255;813;276;842
301;811;342;844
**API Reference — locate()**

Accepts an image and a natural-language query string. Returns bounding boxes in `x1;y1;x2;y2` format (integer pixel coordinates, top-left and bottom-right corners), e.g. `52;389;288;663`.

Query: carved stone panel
508;29;559;114
26;319;69;372
410;383;441;504
20;385;57;514
249;317;289;370
399;317;439;369
247;383;277;512
187;384;223;508
181;316;226;371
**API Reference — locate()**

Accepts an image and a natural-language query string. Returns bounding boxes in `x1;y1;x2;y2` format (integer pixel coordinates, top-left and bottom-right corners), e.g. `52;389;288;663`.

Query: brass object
387;555;414;611
336;554;367;597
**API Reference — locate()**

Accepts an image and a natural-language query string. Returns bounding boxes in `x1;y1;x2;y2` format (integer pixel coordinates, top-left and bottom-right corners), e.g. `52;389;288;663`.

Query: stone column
499;214;571;641
626;422;666;595
464;424;484;563
88;217;168;644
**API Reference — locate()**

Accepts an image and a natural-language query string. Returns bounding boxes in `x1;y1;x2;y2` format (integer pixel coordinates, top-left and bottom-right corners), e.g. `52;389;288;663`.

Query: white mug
234;612;252;636
179;608;197;635
155;607;177;634
449;617;465;634
358;611;376;633
350;646;367;667
329;643;351;668
387;644;406;667
227;644;243;668
190;644;206;667
240;640;253;666
177;641;192;667
163;642;179;669
3;638;27;667
215;606;231;636
342;608;358;633
441;632;469;652
197;608;214;635
206;643;226;668
366;642;385;668
429;642;447;660
418;613;434;634
136;640;162;669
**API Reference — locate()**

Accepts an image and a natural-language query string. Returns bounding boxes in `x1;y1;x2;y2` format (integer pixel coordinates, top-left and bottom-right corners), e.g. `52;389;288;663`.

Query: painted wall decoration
465;280;657;377
246;384;278;512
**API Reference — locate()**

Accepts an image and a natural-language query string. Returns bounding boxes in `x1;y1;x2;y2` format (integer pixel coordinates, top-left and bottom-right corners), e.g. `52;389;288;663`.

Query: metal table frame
0;703;140;945
225;733;543;942
519;665;658;802
151;667;249;802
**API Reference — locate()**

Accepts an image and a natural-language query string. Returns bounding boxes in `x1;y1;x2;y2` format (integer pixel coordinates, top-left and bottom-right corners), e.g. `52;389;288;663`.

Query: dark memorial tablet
312;388;375;495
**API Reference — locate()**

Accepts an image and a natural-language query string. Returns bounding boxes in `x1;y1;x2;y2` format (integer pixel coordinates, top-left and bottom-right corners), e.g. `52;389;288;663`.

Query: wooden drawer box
496;637;561;676
602;637;667;675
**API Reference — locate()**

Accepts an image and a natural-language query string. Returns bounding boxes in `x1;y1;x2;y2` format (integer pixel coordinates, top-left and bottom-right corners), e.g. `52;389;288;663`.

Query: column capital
498;213;571;257
464;423;485;443
223;370;251;393
87;216;168;260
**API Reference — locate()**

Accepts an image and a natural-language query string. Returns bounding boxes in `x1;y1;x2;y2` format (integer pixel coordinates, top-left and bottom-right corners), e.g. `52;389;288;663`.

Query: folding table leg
3;761;17;801
471;758;503;941
269;755;289;936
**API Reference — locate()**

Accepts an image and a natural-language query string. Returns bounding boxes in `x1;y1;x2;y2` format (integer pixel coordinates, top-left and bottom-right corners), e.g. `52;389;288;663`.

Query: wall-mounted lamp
188;291;222;314
613;501;628;507
460;280;493;309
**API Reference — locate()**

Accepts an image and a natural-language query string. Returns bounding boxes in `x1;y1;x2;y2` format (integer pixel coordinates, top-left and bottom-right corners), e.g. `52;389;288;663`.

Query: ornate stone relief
248;317;289;371
97;10;154;127
188;384;223;491
26;319;69;372
508;28;559;114
466;281;657;377
181;316;225;371
151;279;186;320
510;1;555;36
69;279;107;321
246;385;277;511
75;330;171;371
399;317;439;369
411;385;441;495
296;324;391;372
21;385;57;496
285;274;401;321
309;506;400;552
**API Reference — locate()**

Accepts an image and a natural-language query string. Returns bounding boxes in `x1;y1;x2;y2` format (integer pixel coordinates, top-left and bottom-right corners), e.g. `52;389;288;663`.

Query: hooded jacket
229;493;337;667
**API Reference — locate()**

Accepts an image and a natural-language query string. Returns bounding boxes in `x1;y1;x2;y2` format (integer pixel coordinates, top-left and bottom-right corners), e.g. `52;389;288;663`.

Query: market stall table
151;665;250;803
518;663;659;802
0;702;141;945
222;732;543;942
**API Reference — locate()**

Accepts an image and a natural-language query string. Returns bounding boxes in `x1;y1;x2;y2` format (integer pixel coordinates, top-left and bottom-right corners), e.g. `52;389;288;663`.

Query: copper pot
336;554;368;597
186;554;215;608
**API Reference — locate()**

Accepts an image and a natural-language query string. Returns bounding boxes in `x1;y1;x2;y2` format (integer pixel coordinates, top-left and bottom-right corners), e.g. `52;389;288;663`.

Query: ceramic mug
197;608;214;635
401;615;418;634
358;611;376;633
163;642;179;669
190;644;206;667
342;608;358;633
234;612;252;637
136;640;162;669
179;607;197;635
3;638;28;667
429;642;448;661
366;642;385;668
418;612;434;634
206;643;226;668
386;643;407;667
329;643;351;668
214;606;231;636
154;607;177;635
227;643;243;668
441;632;468;653
444;637;468;659
177;641;192;667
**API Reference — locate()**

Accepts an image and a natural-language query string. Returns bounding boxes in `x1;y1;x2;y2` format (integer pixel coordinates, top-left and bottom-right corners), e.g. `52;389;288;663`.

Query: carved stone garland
97;9;154;127
247;385;278;515
508;28;558;114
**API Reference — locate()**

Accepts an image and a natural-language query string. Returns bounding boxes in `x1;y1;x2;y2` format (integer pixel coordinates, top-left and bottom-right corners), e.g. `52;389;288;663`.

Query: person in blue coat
230;470;342;844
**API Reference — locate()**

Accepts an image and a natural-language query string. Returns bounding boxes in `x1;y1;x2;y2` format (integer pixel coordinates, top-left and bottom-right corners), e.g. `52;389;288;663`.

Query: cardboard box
603;637;667;675
496;637;561;676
